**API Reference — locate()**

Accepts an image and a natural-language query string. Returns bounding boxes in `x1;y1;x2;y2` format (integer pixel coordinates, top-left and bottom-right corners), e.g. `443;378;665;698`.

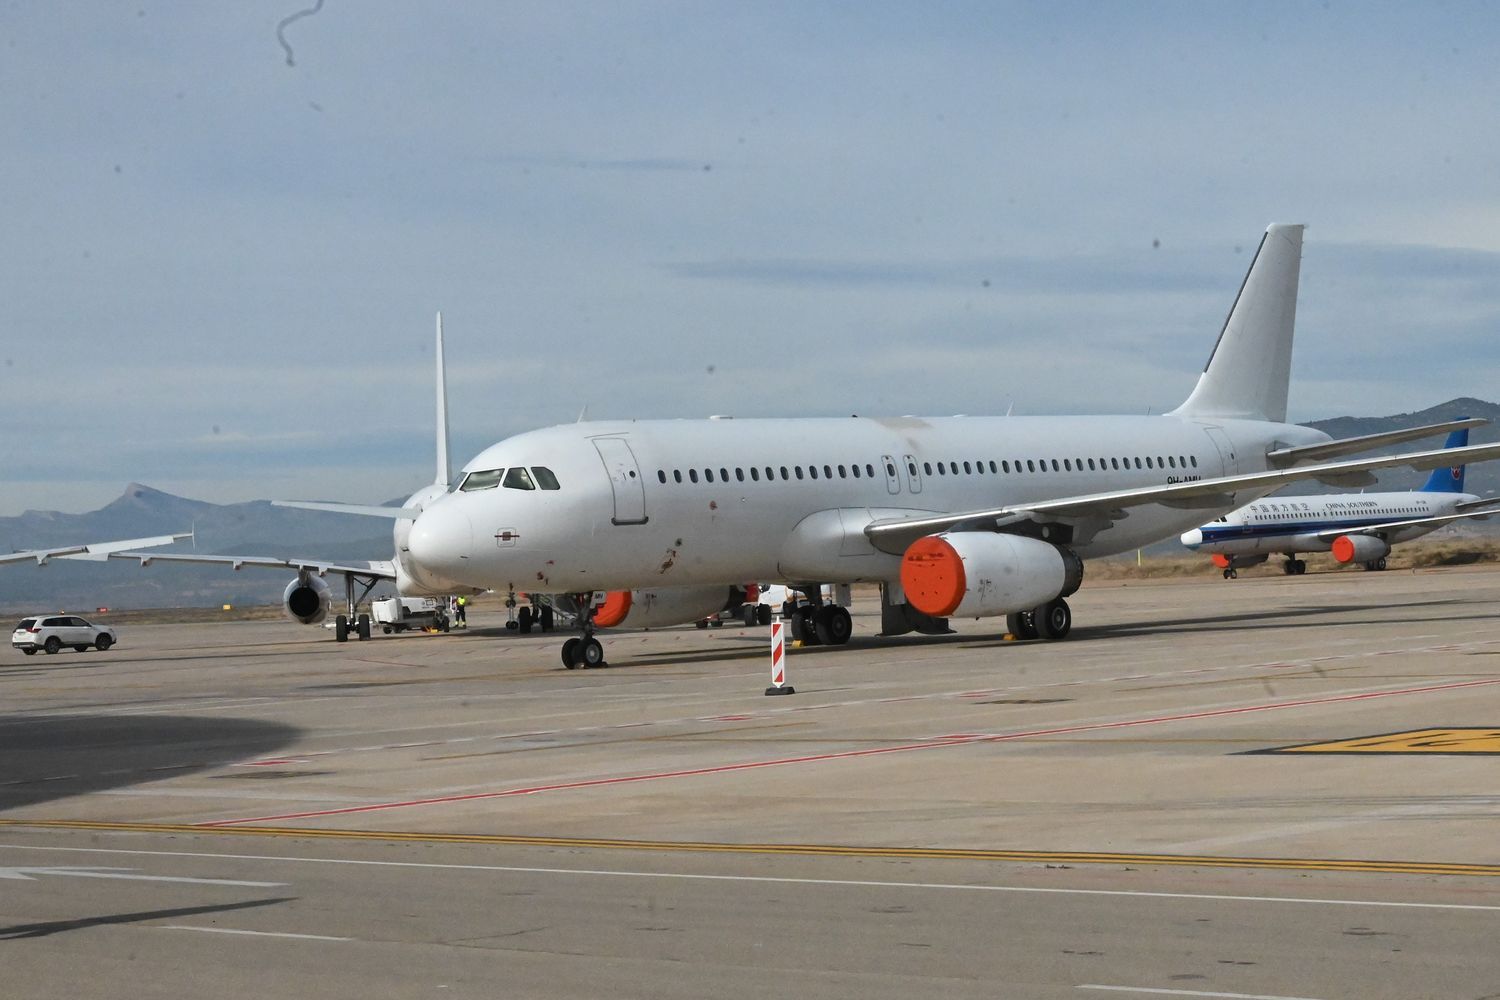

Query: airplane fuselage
408;413;1329;593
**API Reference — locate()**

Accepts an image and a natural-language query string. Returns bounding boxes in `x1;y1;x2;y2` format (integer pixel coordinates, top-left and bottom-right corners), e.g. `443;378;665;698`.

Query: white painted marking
1078;987;1325;1000
0;863;284;887
4;845;1498;912
161;925;351;942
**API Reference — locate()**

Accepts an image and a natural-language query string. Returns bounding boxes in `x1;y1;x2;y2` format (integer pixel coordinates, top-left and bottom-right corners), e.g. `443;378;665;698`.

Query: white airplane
92;318;478;642
1182;424;1500;577
396;224;1500;668
1;533;189;565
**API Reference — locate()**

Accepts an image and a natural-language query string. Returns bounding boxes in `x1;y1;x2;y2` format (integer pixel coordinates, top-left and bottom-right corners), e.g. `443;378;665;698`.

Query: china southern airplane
1182;425;1499;578
393;224;1500;668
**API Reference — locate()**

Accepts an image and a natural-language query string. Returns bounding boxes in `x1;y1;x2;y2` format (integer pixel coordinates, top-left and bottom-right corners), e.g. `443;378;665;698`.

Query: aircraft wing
2;533;190;566
1265;417;1487;467
1311;508;1500;541
1454;495;1500;513
864;441;1500;553
272;500;421;519
92;550;398;580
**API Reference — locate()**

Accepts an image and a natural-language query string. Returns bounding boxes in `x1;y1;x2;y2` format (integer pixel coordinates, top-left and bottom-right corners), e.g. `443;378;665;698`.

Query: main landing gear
1282;556;1307;576
1363;557;1389;571
1223;568;1237;579
504;590;556;633
561;595;606;669
785;585;854;647
333;572;378;642
1005;598;1072;641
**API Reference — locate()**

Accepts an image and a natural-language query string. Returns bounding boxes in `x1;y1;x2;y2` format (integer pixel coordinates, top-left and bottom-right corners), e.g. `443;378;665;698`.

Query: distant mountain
0;484;394;612
1302;397;1500;499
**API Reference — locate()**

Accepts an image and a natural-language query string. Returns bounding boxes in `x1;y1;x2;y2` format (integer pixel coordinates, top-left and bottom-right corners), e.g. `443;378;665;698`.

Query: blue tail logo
1420;425;1469;493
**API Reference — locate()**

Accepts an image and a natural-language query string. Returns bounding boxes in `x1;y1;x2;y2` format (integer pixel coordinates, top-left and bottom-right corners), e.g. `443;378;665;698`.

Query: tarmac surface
3;568;1500;999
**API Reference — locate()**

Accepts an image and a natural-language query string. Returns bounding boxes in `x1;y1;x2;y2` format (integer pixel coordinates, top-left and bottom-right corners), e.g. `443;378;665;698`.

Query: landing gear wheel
756;604;772;626
1034;599;1072;640
1366;557;1388;571
1006;610;1038;641
335;615;349;643
540;606;555;632
742;604;758;626
518;606;534;634
1223;568;1237;579
1293;559;1307;575
357;614;371;641
43;636;61;654
95;634;113;651
579;637;605;668
814;605;852;646
561;637;581;669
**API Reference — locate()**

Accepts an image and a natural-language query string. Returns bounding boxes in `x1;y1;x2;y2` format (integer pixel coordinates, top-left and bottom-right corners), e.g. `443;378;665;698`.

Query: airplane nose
1179;528;1203;549
408;502;474;573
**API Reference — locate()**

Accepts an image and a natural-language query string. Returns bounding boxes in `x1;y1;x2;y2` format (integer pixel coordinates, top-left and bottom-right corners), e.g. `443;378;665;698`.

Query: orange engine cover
593;591;633;628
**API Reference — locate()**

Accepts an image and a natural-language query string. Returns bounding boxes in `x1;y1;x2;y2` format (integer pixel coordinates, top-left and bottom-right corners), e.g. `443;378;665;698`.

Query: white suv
11;615;118;655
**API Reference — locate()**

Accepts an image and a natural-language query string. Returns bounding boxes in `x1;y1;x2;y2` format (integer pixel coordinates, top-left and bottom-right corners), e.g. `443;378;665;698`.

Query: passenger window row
654;454;1200;486
659;463;881;485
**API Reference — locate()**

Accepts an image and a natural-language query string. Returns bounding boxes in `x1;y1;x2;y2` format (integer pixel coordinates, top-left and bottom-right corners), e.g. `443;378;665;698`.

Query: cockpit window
460;469;503;491
532;467;561;490
503;467;536;491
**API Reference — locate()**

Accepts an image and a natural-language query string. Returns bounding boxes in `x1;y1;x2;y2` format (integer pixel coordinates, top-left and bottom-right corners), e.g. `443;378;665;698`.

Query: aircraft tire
814;605;852;646
540;606;554;632
518;606;533;634
1224;568;1237;579
757;604;772;626
357;614;372;641
561;637;580;669
1035;599;1072;640
742;605;758;626
1006;610;1039;641
580;637;605;668
1294;560;1307;575
335;616;349;643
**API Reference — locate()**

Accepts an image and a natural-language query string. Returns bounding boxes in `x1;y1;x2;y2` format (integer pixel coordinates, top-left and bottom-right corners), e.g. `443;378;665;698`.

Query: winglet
435;311;451;489
1169;224;1305;423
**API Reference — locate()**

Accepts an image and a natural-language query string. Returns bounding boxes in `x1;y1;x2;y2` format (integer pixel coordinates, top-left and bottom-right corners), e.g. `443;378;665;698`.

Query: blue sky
3;2;1498;515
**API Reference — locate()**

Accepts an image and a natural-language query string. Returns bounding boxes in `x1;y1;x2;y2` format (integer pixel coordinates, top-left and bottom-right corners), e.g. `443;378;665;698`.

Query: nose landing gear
561;595;607;669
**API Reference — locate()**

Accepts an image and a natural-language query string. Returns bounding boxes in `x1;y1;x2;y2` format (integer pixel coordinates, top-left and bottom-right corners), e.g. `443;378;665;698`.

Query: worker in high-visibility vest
455;594;468;628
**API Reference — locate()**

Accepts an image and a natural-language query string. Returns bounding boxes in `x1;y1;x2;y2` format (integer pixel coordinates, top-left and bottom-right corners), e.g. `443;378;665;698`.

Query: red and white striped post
764;617;795;696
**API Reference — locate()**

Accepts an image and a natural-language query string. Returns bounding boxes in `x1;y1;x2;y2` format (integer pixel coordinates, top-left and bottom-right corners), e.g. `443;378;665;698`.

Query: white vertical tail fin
435;311;451;488
1169;223;1304;423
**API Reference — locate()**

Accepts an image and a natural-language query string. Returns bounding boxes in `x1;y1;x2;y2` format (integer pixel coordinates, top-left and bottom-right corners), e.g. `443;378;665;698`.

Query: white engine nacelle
283;575;331;625
1331;534;1391;565
593;585;741;630
901;532;1083;619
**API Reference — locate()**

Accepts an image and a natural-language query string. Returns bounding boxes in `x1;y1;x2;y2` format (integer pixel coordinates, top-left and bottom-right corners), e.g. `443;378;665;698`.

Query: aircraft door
903;454;923;494
881;455;901;495
592;437;649;525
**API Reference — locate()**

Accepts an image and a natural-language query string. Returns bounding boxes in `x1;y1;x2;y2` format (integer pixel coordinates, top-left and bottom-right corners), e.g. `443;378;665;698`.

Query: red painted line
197;676;1500;827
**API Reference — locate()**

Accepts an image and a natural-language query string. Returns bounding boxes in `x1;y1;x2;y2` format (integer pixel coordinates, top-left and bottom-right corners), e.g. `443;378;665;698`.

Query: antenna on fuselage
577;404;589;423
435;311;451;489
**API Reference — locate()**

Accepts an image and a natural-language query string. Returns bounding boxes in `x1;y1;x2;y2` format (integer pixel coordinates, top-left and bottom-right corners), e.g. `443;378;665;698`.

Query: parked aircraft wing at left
98;551;397;579
2;533;190;566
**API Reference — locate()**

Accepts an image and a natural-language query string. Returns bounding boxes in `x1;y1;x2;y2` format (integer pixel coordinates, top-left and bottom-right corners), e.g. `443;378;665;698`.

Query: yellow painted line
1261;728;1500;754
3;819;1498;877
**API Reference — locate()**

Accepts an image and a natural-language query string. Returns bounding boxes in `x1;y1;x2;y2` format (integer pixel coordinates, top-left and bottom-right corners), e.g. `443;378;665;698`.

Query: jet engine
283;574;331;625
901;532;1083;619
1331;534;1391;565
593;585;745;629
